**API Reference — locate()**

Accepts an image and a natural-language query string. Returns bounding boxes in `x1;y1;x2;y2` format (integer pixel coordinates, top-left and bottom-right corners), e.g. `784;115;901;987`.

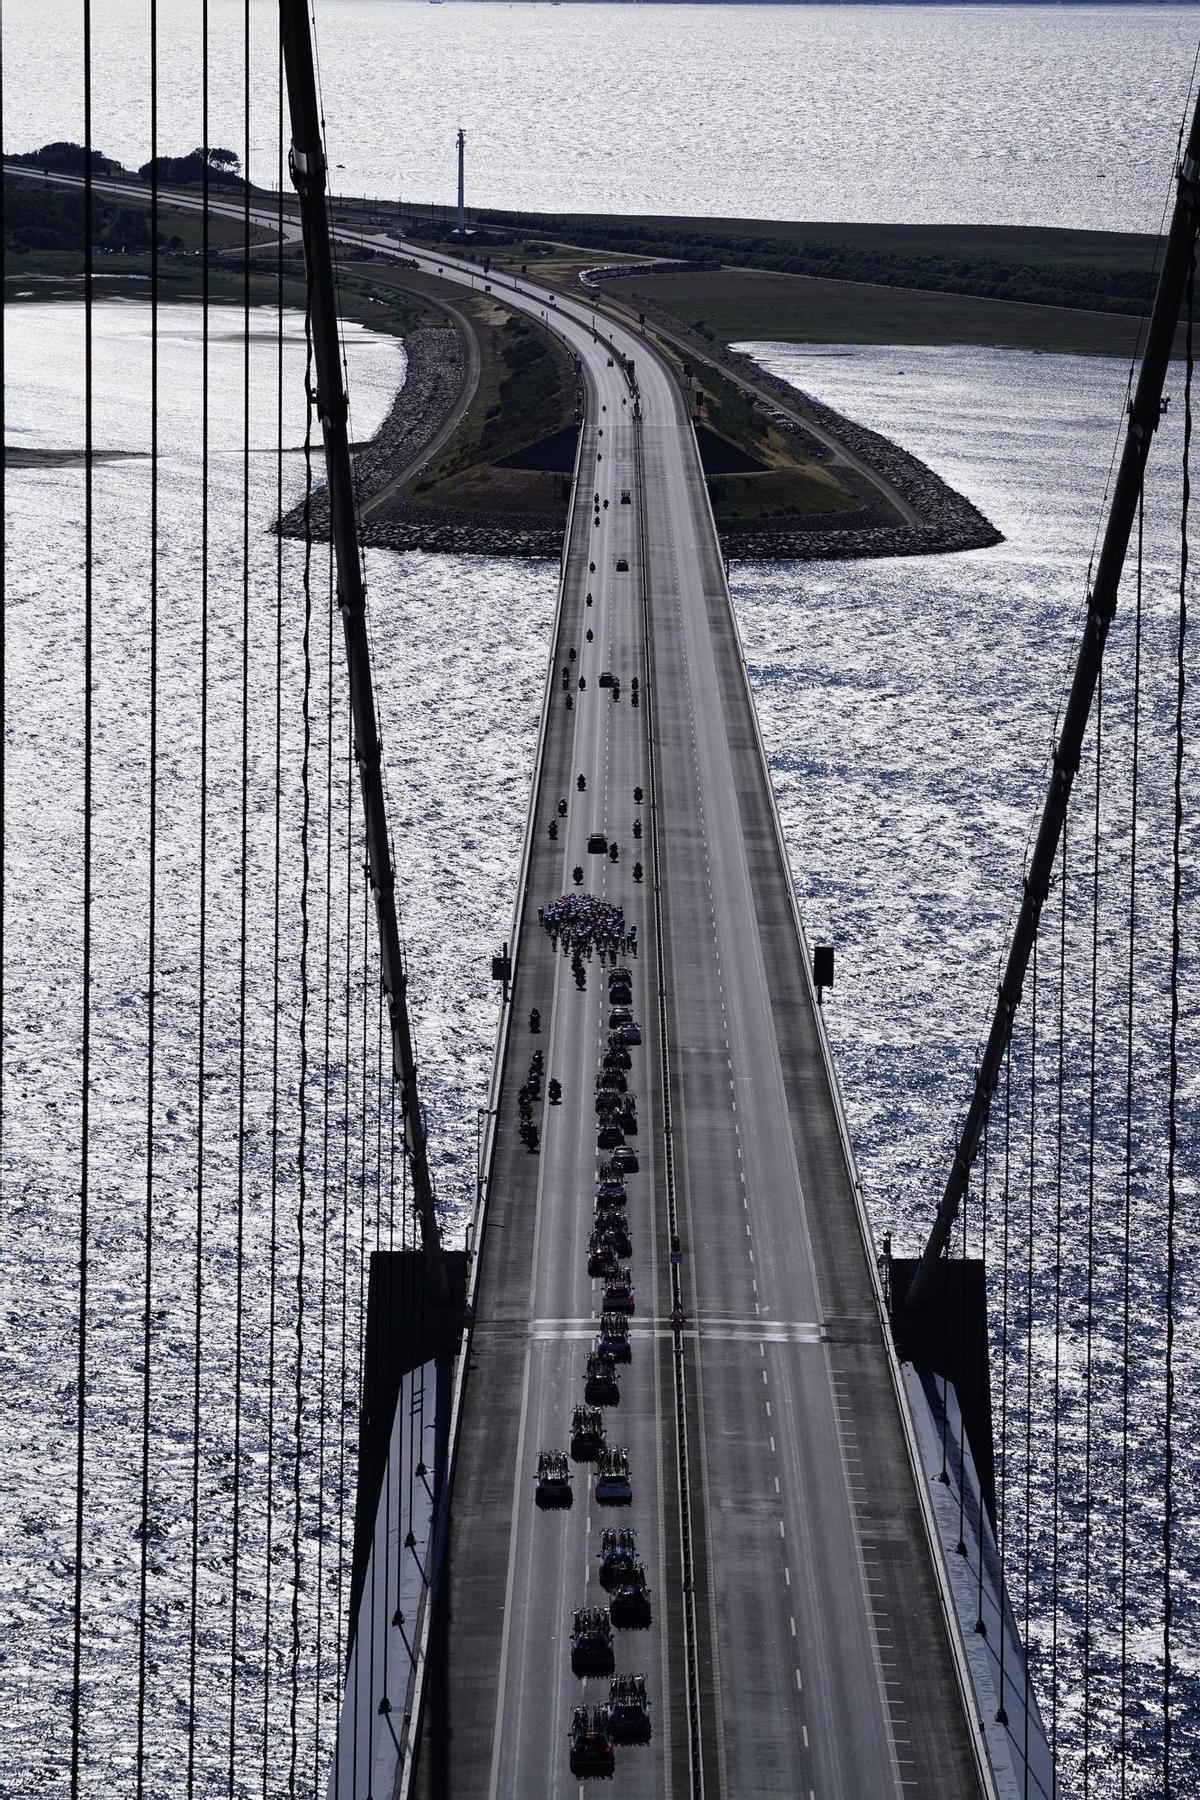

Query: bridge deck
417;280;984;1798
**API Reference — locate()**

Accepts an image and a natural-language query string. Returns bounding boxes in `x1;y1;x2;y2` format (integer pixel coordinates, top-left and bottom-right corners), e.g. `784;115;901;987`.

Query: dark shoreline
282;326;1001;565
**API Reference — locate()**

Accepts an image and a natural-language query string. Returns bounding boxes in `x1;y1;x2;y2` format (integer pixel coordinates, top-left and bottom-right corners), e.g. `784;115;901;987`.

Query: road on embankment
5;164;989;1797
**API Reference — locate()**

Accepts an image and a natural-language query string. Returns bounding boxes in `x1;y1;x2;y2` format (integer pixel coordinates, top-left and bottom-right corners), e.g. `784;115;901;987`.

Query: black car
585;1353;620;1407
571;1607;616;1676
610;1146;639;1175
588;833;609;855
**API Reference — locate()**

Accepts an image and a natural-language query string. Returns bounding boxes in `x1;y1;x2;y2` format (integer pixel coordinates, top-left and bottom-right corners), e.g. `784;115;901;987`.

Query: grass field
602;266;1155;357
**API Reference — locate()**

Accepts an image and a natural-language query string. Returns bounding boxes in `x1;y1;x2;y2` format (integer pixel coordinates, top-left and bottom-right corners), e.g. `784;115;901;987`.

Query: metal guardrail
632;406;706;1800
681;408;1002;1800
392;365;589;1800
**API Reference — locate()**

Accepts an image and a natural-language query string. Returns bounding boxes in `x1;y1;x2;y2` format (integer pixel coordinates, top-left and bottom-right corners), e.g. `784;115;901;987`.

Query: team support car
602;1270;635;1315
609;1146;639;1175
595;1447;633;1506
595;1182;628;1217
588;832;608;854
615;1022;642;1046
595;1088;622;1117
609;980;633;1006
608;1006;633;1029
535;1449;573;1508
597;1122;625;1150
603;1044;632;1073
588;1231;619;1278
616;558;630;572
571;1606;616;1676
610;1563;653;1629
569;1704;616;1777
598;1526;639;1590
584;1352;620;1407
596;1313;632;1363
594;1213;632;1260
570;1405;607;1461
597;1066;627;1095
620;488;632;505
607;1675;651;1744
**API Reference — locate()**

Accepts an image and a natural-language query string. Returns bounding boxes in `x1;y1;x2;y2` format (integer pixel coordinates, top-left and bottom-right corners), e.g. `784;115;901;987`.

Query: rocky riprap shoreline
715;346;1003;562
359;506;562;559
278;312;1001;565
277;325;463;540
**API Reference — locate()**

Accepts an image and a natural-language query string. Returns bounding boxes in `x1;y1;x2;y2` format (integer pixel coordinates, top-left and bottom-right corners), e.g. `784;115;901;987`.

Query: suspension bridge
2;4;1196;1798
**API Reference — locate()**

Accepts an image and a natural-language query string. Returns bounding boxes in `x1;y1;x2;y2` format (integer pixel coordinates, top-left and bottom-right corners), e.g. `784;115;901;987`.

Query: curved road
6;165;988;1798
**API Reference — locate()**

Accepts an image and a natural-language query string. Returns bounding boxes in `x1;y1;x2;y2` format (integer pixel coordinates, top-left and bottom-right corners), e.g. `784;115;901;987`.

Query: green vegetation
470;208;1162;320
411;300;576;519
605;266;1157;359
655;334;860;528
4;176;186;255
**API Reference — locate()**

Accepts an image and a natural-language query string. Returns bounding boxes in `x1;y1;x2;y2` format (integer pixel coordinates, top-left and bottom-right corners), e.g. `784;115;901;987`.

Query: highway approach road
5;165;987;1797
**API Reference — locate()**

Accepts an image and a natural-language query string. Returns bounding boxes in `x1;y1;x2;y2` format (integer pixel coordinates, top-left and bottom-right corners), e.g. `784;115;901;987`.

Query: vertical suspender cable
1051;820;1066;1772
1023;935;1037;1794
996;1042;1012;1725
1162;243;1192;1800
908;89;1200;1305
291;238;316;1800
136;10;160;1787
228;8;253;1774
1120;482;1144;1800
187;11;211;1785
264;57;287;1790
280;0;449;1304
1083;665;1103;1797
0;0;7;1202
975;1118;990;1639
70;6;94;1789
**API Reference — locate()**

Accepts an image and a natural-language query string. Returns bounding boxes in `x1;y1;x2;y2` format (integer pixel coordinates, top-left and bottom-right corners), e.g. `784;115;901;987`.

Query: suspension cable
69;6;95;1788
186;9;212;1784
135;7;160;1788
1162;238;1193;1800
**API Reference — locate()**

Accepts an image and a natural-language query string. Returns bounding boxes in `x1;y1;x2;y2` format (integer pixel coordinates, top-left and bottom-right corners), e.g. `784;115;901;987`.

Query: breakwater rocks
359;507;562;559
716;346;1004;563
279;314;1000;565
277;325;463;541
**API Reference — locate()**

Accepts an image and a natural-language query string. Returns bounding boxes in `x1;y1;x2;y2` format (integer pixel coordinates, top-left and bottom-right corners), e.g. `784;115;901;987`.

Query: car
610;1147;639;1175
585;1353;620;1407
610;1565;653;1629
620;488;632;505
597;1122;625;1150
609;981;632;1006
620;1104;638;1138
596;1177;627;1203
597;1067;627;1094
569;1704;616;1777
598;1526;639;1590
594;1184;628;1216
606;356;614;367
571;1606;615;1676
595;1089;621;1117
602;1271;635;1314
603;1046;633;1074
595;1214;632;1259
598;670;614;688
535;1450;573;1509
570;1405;607;1461
615;558;629;572
608;1007;633;1029
588;1232;619;1278
596;1313;632;1363
595;1447;633;1505
607;1675;652;1745
616;1023;642;1046
588;833;609;855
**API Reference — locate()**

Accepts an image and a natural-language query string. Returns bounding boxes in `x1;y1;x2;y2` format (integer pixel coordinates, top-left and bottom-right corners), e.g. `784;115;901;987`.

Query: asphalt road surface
4;165;985;1797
